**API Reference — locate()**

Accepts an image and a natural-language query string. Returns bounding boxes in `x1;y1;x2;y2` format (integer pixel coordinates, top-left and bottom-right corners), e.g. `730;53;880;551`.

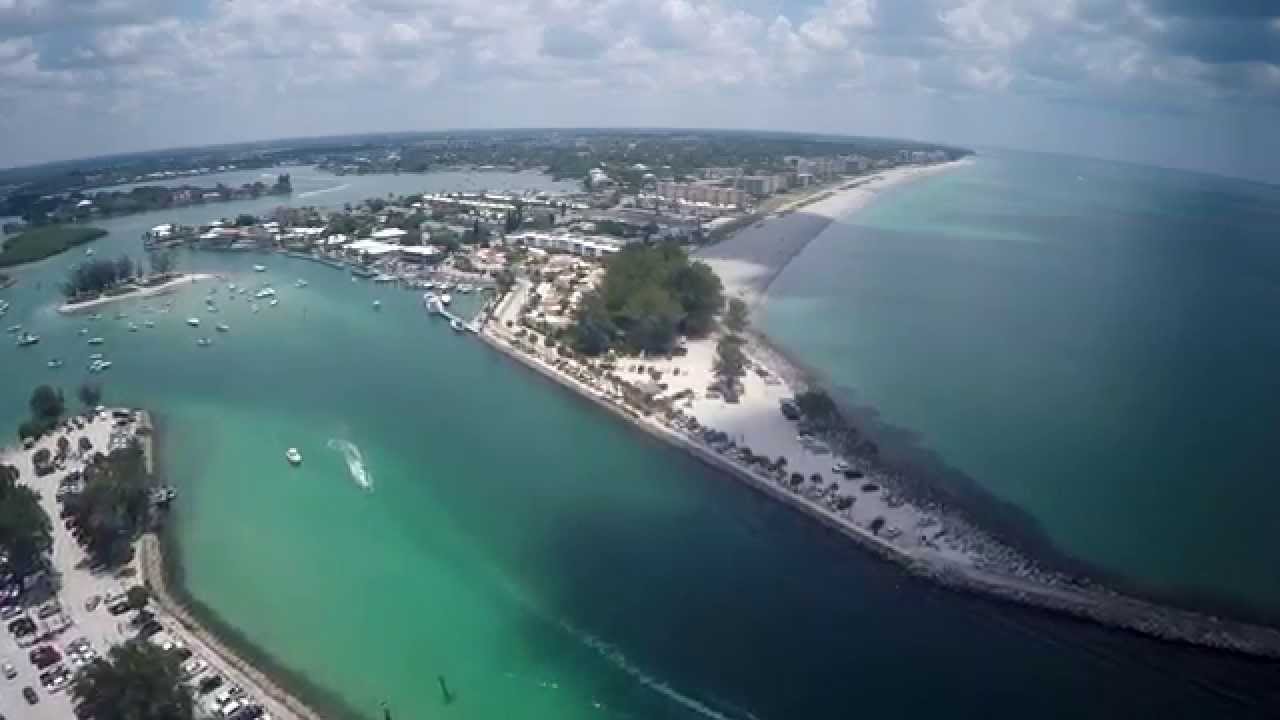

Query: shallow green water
4;166;1279;719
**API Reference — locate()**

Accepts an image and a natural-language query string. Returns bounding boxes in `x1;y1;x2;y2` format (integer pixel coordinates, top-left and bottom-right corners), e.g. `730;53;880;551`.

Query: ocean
764;148;1280;622
2;162;1278;719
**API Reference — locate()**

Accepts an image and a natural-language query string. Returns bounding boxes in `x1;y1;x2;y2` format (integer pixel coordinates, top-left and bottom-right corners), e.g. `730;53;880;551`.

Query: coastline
479;306;1280;659
475;160;1280;659
57;273;213;314
0;410;328;720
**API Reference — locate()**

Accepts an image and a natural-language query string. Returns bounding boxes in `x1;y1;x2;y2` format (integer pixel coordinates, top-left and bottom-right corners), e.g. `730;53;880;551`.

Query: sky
1;0;1278;182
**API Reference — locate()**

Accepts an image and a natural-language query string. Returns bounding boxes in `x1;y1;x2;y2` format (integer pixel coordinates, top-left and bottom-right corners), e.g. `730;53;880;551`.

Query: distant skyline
2;1;1278;182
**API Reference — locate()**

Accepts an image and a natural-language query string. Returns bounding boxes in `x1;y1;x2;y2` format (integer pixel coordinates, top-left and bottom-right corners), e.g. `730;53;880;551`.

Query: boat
47;359;63;369
269;299;279;307
89;353;104;360
373;300;382;310
440;293;452;305
196;337;213;347
450;319;465;332
127;323;139;332
253;264;267;272
215;324;230;333
295;279;308;288
186;317;201;327
229;283;237;291
250;304;260;313
16;332;40;347
286;448;303;466
114;311;127;320
88;360;111;373
87;337;104;345
85;248;95;256
143;320;155;328
88;313;102;321
78;328;89;336
5;324;20;333
254;288;276;299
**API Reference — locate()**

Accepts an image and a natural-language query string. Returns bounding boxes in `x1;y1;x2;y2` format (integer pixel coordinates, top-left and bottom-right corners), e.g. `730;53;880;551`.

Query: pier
424;295;483;333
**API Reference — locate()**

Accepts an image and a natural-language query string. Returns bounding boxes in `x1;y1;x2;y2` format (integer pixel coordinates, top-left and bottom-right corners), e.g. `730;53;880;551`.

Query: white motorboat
47;359;63;369
78;328;89;335
196;337;213;347
16;332;40;347
186;317;201;327
216;324;230;333
5;324;21;333
127;323;139;332
87;337;104;345
372;300;382;310
89;353;104;360
286;448;303;466
254;288;276;299
269;298;279;307
440;293;452;305
253;264;267;272
295;279;308;288
144;320;155;328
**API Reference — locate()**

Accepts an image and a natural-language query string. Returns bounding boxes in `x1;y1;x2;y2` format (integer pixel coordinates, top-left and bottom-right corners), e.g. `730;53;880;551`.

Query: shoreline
57;273;213;314
478;314;1280;659
0;410;327;720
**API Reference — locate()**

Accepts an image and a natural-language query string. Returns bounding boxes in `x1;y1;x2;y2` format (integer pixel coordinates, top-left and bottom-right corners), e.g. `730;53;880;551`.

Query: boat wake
560;620;756;720
297;183;350;199
327;438;374;492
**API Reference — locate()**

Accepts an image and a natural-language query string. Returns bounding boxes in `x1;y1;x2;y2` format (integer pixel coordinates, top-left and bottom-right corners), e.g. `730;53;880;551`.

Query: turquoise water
3;166;1279;719
764;149;1280;621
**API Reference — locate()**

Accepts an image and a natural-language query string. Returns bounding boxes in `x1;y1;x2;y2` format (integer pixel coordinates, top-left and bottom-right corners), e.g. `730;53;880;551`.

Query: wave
326;438;374;491
559;620;756;720
297;183;350;199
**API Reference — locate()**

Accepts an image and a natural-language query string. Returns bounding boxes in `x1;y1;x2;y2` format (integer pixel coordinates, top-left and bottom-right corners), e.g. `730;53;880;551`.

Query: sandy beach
57;273;214;314
0;411;321;719
697;160;971;307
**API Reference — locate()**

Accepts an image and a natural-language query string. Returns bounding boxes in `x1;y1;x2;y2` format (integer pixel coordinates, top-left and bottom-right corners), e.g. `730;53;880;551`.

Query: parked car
106;600;132;616
137;620;163;638
29;645;61;669
197;674;224;694
23;685;38;704
2;661;15;679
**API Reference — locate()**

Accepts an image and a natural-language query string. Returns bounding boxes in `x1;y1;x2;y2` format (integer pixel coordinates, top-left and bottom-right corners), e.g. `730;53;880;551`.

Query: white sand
0;413;312;720
58;274;214;314
699;160;972;306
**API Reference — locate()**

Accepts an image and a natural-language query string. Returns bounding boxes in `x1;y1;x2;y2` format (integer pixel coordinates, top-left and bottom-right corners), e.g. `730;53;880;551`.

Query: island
55;251;211;314
0;225;107;267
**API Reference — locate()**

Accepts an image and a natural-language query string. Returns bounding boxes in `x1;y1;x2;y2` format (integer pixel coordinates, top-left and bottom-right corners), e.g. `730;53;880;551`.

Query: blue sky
1;0;1278;182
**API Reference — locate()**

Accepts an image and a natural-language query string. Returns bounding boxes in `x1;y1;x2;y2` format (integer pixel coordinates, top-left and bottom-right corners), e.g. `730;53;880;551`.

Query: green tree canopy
30;385;64;421
78;382;102;408
724;297;749;334
72;640;193;720
0;464;53;587
576;242;725;355
63;442;150;566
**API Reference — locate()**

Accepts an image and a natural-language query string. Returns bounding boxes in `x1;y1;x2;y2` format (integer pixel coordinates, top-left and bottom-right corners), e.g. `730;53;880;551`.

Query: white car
2;662;16;679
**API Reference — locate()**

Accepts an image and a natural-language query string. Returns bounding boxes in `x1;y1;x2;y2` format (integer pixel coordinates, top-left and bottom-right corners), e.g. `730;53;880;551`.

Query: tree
714;335;747;387
0;464;53;588
63;443;150;566
725;297;749;334
115;255;134;282
72;640;193;720
670;261;723;337
78;383;102;409
618;284;682;354
29;385;64;422
126;585;150;611
148;249;175;276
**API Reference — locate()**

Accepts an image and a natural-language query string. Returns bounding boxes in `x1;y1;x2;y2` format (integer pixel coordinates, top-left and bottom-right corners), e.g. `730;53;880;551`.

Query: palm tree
73;640;193;720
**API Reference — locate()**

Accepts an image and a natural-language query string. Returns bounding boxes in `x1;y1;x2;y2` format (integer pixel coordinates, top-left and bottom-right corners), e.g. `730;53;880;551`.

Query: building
654;181;747;208
508;230;623;258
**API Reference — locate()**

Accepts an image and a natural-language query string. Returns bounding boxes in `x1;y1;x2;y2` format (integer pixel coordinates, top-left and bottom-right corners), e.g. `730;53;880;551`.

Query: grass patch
0;225;108;267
